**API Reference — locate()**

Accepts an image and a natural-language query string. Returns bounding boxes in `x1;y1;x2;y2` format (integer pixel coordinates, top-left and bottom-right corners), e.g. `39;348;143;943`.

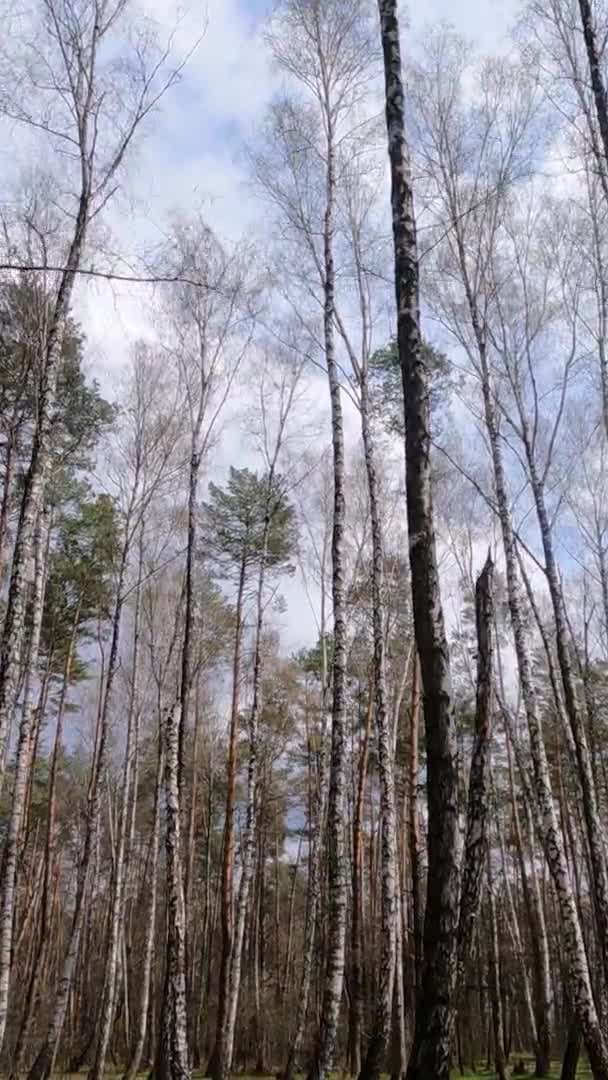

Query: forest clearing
1;0;608;1077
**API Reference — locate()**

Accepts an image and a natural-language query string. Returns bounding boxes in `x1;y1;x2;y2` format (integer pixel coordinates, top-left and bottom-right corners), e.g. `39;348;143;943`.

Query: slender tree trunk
496;813;539;1063
358;366;398;1080
522;443;608;990
560;1020;582;1080
281;839;301;999
283;680;329;1080
185;680;202;1063
11;607;79;1077
123;728;162;1080
450;156;608;1074
505;724;551;1078
376;5;460;1077
578;0;608;179
0;424;16;576
309;94;348;1080
156;445;201;1080
155;701;189;1080
208;554;246;1079
390;883;407;1080
0;195;88;791
486;856;508;1080
220;480;277;1080
27;530;130;1080
0;508;48;1050
90;530;144;1079
408;654;423;1000
457;555;494;976
349;686;373;1077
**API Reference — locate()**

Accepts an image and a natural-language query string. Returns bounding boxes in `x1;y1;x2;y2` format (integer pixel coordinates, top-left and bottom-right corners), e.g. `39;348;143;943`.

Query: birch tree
260;4;377;1073
408;27;608;1074
375;5;461;1079
0;0;184;796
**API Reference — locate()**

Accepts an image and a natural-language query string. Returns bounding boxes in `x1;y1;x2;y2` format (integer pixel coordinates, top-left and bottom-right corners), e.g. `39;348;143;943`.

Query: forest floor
451;1067;591;1079
44;1066;594;1079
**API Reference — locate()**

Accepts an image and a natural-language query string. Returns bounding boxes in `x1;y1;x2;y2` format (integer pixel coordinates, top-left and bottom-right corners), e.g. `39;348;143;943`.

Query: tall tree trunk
560;1020;582;1080
11;605;79;1078
408;654;423;1001
505;719;552;1078
0;508;48;1051
521;438;608;991
281;839;301;999
283;667;330;1080
155;701;189;1080
446;138;608;1072
309;89;348;1080
208;554;246;1078
27;526;131;1080
496;811;539;1069
486;853;508;1080
185;681;202;1063
376;4;461;1077
219;474;280;1080
90;528;144;1079
123;728;163;1080
358;363;398;1080
0;424;16;577
349;687;373;1078
457;555;494;977
577;0;608;180
0;194;88;790
156;444;201;1080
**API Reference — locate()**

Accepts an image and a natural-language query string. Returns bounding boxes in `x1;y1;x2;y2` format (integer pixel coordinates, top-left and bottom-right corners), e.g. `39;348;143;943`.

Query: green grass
450;1065;591;1079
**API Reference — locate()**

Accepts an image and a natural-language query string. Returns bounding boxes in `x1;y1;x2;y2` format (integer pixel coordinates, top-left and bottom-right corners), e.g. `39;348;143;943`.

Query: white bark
0;508;48;1050
122;734;163;1080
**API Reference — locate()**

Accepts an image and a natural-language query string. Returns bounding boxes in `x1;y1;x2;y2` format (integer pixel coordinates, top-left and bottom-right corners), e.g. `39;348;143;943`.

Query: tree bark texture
376;4;461;1077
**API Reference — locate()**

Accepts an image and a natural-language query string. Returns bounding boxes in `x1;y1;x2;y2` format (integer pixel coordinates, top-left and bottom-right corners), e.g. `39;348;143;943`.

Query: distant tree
370;337;453;439
203;465;296;1080
0;280;114;573
10;489;120;1077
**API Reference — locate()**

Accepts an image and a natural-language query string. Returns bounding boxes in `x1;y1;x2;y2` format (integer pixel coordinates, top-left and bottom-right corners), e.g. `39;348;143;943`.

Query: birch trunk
27;534;130;1080
283;671;329;1080
408;655;423;999
0;508;48;1052
15;631;73;1071
577;0;608;177
217;525;268;1080
220;419;298;1078
0;198;88;789
349;688;373;1077
457;554;494;979
157;444;201;1077
208;554;246;1079
522;442;608;989
471;307;608;1075
496;814;539;1067
123;730;163;1080
281;839;302;999
486;852;508;1080
90;530;144;1080
376;4;461;1077
505;700;552;1077
358;370;398;1080
309;86;348;1080
155;701;190;1080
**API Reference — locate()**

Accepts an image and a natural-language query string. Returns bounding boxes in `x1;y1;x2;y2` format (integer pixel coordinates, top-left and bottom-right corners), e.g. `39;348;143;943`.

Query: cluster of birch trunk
2;0;608;1077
